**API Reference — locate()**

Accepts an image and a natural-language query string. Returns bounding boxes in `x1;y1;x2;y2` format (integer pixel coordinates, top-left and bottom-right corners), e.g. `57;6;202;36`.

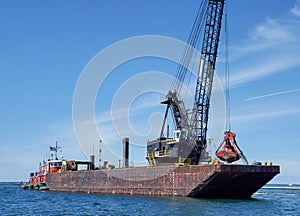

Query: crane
146;0;247;166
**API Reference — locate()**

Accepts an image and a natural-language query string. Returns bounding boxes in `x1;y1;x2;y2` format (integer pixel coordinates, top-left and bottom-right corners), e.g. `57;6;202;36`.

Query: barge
22;138;279;199
46;163;279;199
21;0;280;198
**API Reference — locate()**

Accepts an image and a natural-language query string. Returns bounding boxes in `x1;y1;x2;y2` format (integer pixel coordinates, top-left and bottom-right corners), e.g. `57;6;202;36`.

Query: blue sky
1;0;300;183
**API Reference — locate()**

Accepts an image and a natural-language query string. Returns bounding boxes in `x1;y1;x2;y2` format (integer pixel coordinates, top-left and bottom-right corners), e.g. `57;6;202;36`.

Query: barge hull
46;164;279;199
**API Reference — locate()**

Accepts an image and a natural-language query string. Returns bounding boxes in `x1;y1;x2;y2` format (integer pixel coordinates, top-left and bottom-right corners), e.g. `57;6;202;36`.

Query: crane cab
173;130;181;142
146;130;192;166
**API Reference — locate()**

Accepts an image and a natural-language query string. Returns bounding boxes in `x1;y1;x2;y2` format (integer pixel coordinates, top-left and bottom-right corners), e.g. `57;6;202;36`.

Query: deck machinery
147;0;245;166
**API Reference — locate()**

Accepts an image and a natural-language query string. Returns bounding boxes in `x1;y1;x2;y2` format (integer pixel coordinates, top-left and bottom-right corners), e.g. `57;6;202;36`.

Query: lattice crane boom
146;0;226;166
190;0;225;163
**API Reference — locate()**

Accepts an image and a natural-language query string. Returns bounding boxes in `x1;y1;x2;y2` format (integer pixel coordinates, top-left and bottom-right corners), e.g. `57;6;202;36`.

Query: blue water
1;183;299;216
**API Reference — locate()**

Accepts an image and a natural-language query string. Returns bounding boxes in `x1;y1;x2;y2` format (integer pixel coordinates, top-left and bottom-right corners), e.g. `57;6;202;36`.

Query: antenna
167;125;170;138
55;141;58;160
99;139;102;168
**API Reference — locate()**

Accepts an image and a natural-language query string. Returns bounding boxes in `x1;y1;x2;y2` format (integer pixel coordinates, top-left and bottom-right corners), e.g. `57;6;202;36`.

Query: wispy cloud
1;120;86;181
230;56;300;86
226;6;300;87
291;0;300;16
96;94;162;124
94;93;165;150
229;18;294;62
251;18;293;41
244;88;300;102
232;108;300;124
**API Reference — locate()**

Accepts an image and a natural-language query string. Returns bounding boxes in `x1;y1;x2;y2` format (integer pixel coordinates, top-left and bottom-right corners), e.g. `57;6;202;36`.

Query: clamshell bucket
215;131;241;163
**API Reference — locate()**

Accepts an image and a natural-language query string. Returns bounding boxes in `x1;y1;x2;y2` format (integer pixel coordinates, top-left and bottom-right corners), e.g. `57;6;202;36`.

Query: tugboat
20;143;63;191
21;142;92;191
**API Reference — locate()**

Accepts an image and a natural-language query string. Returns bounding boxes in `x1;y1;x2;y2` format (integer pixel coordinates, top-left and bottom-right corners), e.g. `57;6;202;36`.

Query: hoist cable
170;0;208;94
224;4;231;132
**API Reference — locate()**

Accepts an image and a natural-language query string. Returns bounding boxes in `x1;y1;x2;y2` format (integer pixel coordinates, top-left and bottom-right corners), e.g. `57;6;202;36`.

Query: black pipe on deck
123;138;129;168
90;155;95;170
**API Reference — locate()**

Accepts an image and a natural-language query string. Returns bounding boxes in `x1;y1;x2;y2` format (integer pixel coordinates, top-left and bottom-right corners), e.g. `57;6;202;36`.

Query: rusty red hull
46;164;279;199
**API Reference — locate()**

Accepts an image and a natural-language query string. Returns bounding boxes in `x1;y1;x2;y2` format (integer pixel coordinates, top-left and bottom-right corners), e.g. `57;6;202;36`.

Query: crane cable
224;4;249;165
170;0;208;95
224;4;231;132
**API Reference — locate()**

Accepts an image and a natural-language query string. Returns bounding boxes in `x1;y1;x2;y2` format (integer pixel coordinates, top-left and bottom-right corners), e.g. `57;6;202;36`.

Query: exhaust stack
90;155;95;170
123;138;129;168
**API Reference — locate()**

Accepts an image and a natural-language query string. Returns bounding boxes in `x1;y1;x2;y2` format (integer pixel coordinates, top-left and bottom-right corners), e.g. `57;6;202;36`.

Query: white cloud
96;93;162;124
229;18;294;62
291;0;300;16
244;88;300;102
252;18;293;41
44;121;87;160
232;108;300;124
0;120;86;181
94;94;166;156
230;56;300;86
226;9;300;87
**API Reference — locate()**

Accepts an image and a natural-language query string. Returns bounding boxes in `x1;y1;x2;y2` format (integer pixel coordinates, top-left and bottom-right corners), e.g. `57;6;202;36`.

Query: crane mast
190;0;225;163
146;0;226;166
